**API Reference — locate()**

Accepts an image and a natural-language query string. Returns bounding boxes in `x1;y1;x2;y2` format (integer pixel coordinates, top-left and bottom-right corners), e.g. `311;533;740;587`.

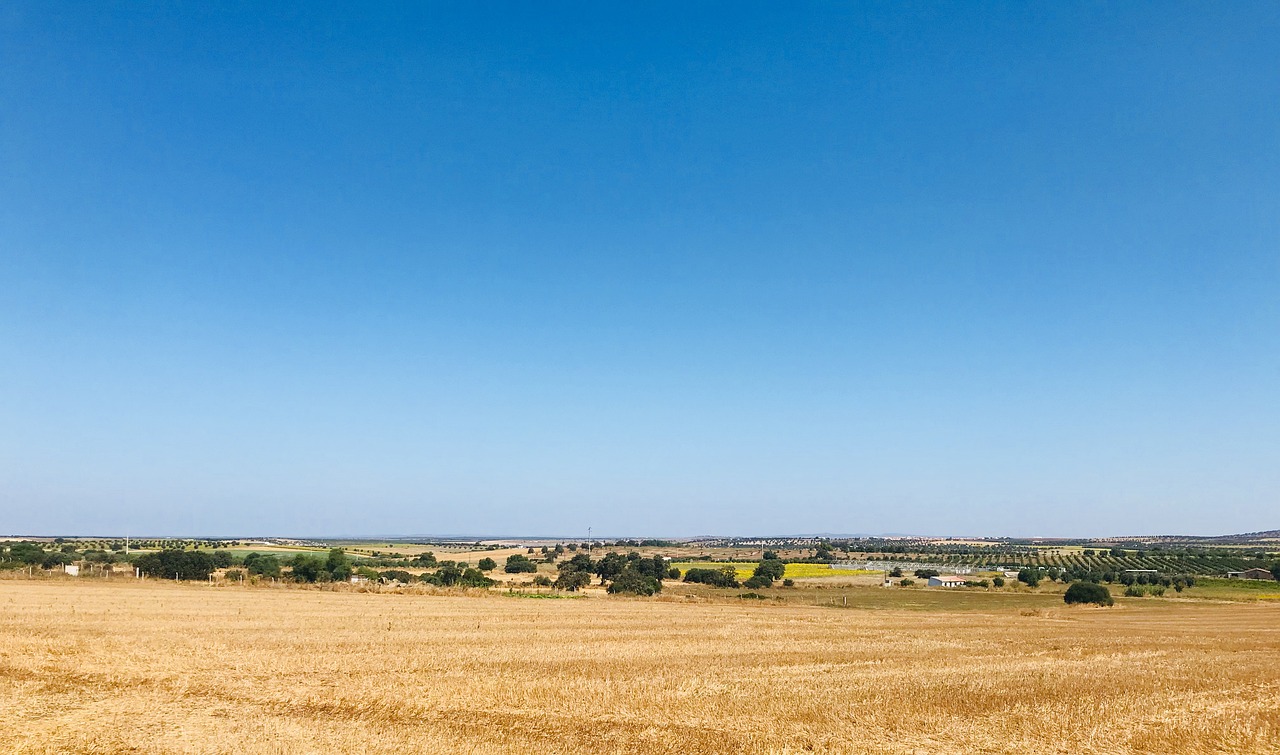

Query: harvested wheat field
2;581;1279;754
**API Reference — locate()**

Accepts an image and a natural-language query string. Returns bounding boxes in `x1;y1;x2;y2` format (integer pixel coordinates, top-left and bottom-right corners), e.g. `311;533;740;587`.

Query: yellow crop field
2;580;1279;754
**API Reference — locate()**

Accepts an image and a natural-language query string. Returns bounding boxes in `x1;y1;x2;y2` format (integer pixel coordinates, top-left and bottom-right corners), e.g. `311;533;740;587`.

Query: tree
458;568;495;587
477;557;497;572
290;554;327;582
504;554;538;573
607;567;661;596
134;549;216;581
554;569;591;591
9;542;45;564
1271;562;1280;582
913;568;940;579
594;552;627;584
683;567;739;588
436;563;463;586
326;549;352;582
1017;568;1041;587
244;553;281;578
1064;582;1113;606
755;558;785;582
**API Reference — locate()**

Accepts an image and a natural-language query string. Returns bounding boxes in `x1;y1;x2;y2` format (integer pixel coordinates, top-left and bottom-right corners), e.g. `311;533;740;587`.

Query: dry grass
2;580;1279;754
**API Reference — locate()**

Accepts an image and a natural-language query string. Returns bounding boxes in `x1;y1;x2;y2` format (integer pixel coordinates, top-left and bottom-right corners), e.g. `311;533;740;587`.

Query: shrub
782;578;795;587
992;576;1005;587
1124;585;1146;597
743;574;773;589
1065;581;1114;606
532;575;553;586
899;578;914;586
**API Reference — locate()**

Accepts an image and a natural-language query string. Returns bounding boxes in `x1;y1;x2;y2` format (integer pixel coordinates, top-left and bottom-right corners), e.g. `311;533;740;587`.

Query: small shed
928;575;967;588
1227;568;1275;581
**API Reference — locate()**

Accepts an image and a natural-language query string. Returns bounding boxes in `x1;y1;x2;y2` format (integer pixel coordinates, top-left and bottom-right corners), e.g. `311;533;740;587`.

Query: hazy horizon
4;4;1278;538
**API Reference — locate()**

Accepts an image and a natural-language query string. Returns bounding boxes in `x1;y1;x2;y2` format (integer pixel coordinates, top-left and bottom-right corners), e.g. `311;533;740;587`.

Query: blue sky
2;2;1277;538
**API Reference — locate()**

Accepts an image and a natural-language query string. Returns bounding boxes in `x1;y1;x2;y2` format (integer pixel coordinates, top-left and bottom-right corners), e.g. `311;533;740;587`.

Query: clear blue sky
2;3;1277;538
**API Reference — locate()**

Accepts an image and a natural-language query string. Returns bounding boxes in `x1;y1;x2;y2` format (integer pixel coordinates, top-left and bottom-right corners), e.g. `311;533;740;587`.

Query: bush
477;557;497;572
743;574;773;589
1017;568;1041;587
899;578;914;586
532;575;553;586
992;576;1005;587
782;578;795;587
1124;585;1146;597
1065;582;1114;606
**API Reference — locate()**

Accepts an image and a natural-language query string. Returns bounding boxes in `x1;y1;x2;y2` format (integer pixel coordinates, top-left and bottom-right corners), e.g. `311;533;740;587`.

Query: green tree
607;567;662;596
594;552;627;584
477;557;497;572
459;568;495;587
554;568;592;591
1064;582;1114;605
244;553;281;578
504;554;538;573
326;549;352;581
755;558;785;582
682;567;739;588
290;554;327;582
134;550;216;581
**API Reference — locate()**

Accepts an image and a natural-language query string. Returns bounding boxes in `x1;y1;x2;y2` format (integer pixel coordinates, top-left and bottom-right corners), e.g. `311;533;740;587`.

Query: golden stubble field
2;580;1278;754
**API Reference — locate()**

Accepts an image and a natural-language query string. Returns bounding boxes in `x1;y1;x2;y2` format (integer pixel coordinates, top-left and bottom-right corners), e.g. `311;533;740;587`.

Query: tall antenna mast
587;527;592;558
